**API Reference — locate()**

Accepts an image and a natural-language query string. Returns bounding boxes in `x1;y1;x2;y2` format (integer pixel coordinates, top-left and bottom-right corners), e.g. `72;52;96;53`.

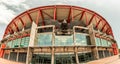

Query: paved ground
0;55;119;64
87;55;120;64
0;58;24;64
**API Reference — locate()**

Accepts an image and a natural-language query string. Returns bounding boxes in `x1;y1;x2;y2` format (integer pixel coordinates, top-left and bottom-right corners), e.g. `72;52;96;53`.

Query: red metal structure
3;5;113;38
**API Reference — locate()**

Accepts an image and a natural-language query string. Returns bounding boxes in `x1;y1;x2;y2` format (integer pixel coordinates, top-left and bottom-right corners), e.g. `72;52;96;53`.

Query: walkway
0;55;119;64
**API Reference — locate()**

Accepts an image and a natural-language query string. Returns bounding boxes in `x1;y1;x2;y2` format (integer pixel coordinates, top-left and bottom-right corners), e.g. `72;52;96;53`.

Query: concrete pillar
8;52;11;60
88;24;99;60
51;26;55;64
16;52;19;62
51;47;54;64
103;50;105;58
29;21;37;46
75;47;79;64
26;21;37;64
26;47;32;64
109;50;111;56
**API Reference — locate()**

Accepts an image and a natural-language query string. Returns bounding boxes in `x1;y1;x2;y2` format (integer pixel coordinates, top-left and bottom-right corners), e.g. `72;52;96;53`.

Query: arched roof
3;5;113;38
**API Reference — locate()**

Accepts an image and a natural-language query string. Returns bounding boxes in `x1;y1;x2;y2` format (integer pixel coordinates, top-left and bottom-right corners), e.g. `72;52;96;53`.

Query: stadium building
0;5;119;64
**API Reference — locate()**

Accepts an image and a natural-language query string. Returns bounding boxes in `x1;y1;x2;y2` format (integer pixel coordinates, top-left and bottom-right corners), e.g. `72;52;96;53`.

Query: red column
0;44;6;57
112;43;118;55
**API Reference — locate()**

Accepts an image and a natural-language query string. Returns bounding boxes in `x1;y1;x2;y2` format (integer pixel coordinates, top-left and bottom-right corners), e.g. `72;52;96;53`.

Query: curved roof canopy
3;5;113;38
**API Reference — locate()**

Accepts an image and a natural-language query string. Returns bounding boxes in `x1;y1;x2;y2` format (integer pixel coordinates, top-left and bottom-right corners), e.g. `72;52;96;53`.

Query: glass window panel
78;52;93;63
101;39;108;46
55;53;76;64
75;34;87;45
95;37;101;46
55;35;73;46
24;37;30;47
108;41;111;47
20;37;30;47
12;40;16;48
11;39;21;48
31;54;51;64
37;33;52;46
6;41;12;48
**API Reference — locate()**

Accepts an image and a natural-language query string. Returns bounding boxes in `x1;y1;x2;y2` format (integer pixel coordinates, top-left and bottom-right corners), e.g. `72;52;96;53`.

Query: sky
0;0;120;48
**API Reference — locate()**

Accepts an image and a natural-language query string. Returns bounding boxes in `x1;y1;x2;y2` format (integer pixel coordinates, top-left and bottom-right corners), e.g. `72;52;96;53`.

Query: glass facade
54;53;76;64
108;41;112;47
37;33;52;46
12;39;21;48
31;54;51;64
95;38;101;46
6;37;30;48
6;41;12;48
55;35;73;46
75;34;88;46
36;33;90;46
78;52;93;63
20;37;30;47
101;39;108;46
95;37;112;47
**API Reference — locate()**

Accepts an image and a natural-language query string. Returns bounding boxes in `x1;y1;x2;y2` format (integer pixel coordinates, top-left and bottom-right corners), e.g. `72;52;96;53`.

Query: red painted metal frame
19;17;26;28
54;6;57;21
13;21;19;31
95;19;101;29
3;5;113;38
88;14;95;25
39;9;45;25
26;12;33;23
36;10;40;26
73;12;82;18
79;11;85;21
101;23;107;31
67;7;72;23
42;11;53;19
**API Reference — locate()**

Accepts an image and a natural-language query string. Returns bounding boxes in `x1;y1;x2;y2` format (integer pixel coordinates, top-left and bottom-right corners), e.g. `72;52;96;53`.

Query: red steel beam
54;6;57;21
36;10;41;26
42;11;53;19
106;28;111;34
7;29;11;34
19;17;26;28
101;22;107;31
79;11;85;21
88;14;95;25
8;26;14;34
95;19;101;29
67;7;72;23
84;13;88;26
39;9;45;25
13;22;19;31
73;12;82;18
26;12;33;23
71;7;74;21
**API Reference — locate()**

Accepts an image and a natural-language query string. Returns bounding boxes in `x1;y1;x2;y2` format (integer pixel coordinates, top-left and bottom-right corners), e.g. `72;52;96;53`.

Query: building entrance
31;54;51;64
54;53;76;64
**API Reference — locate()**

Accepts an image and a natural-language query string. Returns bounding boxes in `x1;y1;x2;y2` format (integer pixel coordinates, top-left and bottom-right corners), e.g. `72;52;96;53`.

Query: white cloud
0;0;26;6
0;0;30;24
0;4;15;24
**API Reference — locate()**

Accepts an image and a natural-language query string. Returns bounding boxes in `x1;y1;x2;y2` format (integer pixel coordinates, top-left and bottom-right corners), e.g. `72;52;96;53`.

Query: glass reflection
55;53;76;64
75;34;87;45
37;33;52;46
95;37;101;46
55;35;73;46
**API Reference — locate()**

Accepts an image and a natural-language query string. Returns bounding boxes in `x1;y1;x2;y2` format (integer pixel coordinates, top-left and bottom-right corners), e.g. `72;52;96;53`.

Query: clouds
0;0;30;24
0;4;15;24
